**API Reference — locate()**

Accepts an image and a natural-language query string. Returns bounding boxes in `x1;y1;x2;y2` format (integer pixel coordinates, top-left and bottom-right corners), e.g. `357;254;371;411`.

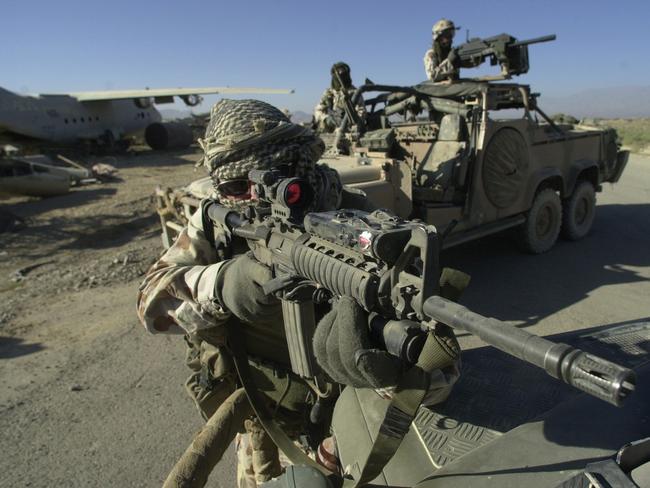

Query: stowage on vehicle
319;79;628;253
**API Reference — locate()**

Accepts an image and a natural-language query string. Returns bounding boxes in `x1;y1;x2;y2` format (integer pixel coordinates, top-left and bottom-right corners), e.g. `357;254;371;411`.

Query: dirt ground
1;151;649;487
0;148;237;487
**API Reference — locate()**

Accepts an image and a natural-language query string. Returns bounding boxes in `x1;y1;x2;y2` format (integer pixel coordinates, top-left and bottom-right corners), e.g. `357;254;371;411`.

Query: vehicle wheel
518;188;562;254
561;181;596;240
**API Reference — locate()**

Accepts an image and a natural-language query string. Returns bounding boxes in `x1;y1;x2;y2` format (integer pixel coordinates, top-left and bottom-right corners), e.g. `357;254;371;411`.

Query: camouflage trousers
235;422;293;488
236;424;332;487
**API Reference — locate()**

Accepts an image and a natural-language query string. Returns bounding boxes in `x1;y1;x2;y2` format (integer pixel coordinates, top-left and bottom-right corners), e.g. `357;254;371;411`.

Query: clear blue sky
2;0;649;113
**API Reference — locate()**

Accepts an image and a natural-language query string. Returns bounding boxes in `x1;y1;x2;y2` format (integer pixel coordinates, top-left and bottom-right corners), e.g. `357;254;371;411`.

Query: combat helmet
432;19;456;40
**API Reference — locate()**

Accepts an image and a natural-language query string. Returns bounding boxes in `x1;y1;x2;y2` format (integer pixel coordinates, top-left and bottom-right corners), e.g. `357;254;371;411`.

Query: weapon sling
226;321;335;479
229;320;456;487
348;269;468;485
344;332;456;487
227;269;467;486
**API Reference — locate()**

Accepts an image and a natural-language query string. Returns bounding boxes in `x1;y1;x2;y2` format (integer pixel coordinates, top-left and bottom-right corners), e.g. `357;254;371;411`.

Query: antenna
466;29;470;42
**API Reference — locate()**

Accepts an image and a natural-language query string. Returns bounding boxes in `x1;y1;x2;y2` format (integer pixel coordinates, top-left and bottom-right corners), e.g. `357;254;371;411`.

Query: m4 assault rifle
204;169;635;407
454;33;556;79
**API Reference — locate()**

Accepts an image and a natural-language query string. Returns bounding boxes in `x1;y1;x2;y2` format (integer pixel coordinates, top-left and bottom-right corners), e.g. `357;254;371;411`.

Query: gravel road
1;151;648;487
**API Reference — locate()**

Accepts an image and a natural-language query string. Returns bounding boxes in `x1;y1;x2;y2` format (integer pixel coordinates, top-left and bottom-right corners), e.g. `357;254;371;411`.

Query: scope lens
285;183;302;205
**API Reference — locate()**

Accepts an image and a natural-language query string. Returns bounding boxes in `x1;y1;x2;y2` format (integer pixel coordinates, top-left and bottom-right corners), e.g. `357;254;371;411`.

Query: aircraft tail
0;87;21;106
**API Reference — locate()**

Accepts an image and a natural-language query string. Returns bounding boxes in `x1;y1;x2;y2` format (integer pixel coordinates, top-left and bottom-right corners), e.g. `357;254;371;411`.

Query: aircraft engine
134;97;153;109
145;122;194;150
180;94;203;107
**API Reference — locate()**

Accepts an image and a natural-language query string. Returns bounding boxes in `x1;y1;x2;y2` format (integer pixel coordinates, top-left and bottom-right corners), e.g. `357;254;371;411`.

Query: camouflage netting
482;128;529;208
198;99;324;184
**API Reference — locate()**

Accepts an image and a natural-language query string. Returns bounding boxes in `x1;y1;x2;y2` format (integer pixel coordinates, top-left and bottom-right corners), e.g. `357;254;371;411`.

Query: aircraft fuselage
0;87;161;143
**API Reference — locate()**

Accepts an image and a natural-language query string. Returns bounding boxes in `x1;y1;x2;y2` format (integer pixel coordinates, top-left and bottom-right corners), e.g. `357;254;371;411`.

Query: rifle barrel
423;296;635;407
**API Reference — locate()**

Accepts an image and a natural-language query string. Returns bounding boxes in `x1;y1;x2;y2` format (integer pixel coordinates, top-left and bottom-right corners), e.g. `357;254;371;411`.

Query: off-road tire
561;181;596;241
518;188;562;254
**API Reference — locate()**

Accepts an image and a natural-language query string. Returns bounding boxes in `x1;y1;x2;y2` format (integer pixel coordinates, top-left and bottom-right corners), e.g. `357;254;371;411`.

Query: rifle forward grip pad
313;296;400;389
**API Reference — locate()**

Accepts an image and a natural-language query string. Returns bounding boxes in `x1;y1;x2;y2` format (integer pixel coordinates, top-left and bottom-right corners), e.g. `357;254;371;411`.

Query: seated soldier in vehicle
313;62;366;133
137;99;459;487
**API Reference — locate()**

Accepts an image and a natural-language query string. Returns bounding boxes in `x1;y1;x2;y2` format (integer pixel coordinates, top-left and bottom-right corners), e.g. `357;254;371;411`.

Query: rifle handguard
291;235;380;311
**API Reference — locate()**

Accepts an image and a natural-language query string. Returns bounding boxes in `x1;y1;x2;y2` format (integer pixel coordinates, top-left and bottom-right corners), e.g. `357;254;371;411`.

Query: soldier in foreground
137;99;459;487
313;62;366;133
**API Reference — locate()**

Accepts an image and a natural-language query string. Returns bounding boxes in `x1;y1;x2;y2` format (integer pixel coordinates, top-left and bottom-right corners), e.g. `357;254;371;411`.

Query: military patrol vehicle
318;79;628;253
156;79;628;254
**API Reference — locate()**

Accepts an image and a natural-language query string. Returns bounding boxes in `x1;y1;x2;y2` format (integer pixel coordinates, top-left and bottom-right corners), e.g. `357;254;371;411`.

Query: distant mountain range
289;110;312;124
159;86;650;122
538;86;650;118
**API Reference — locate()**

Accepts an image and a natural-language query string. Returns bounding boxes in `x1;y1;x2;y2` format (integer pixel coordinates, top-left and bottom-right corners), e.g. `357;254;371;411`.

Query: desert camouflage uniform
313;87;366;133
137;163;344;487
138;97;462;487
424;42;458;82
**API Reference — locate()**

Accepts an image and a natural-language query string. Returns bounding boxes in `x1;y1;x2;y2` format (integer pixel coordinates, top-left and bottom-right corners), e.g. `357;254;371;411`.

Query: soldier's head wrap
330;62;352;91
198;99;330;208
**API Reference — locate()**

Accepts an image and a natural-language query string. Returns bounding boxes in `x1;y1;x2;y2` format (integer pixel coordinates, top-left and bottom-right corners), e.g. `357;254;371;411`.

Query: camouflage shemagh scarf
198;100;326;209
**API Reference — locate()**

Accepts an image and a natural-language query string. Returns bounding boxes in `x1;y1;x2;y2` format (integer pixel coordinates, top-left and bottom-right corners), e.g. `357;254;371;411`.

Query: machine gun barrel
511;34;556;47
423;296;636;407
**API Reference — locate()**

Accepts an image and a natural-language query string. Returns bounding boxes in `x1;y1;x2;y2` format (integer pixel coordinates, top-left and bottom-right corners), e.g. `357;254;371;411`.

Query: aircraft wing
45;87;294;103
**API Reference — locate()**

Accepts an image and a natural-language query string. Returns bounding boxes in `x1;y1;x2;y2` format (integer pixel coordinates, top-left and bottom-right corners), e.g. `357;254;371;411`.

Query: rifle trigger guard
285;282;317;302
262;274;299;296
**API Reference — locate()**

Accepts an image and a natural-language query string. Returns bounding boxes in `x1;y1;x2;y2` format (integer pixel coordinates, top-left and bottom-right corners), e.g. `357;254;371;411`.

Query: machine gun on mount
203;169;636;485
453;33;556;79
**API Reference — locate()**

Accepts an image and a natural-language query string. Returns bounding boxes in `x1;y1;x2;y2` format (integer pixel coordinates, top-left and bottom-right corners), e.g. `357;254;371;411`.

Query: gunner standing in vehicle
424;19;461;82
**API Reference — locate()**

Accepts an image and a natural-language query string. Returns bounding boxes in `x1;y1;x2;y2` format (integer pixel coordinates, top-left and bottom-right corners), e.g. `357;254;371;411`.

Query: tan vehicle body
156;81;628;252
322;81;627;251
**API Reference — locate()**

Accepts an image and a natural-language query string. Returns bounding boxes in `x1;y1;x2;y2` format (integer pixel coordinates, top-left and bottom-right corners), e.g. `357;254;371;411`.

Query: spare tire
482;128;529;208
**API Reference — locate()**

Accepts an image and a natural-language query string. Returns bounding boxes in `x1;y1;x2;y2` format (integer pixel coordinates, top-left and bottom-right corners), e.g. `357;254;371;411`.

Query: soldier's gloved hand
447;48;459;65
313;296;402;389
323;114;338;132
214;253;281;325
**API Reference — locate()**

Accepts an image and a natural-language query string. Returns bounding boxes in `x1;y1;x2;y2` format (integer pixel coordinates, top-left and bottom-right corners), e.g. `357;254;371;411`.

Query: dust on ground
0;150;198;325
1;150;649;487
0;148;236;488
